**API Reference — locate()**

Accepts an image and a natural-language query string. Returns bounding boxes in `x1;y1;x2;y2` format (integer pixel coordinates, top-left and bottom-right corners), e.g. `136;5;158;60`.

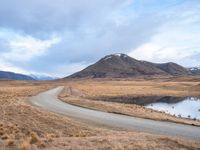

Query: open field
0;81;98;149
0;77;200;149
59;76;200;126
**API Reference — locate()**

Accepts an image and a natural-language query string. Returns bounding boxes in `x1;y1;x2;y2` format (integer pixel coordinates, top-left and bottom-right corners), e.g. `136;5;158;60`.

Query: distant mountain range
188;67;200;75
29;74;58;80
0;53;199;80
66;53;193;78
0;71;34;80
0;71;57;81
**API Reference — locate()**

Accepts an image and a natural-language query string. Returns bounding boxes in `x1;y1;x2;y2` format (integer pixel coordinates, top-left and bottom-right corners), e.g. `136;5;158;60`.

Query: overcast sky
0;0;200;77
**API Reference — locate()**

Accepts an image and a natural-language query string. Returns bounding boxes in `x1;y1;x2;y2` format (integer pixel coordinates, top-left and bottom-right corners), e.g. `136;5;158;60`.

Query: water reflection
93;95;200;120
95;96;187;105
145;97;200;120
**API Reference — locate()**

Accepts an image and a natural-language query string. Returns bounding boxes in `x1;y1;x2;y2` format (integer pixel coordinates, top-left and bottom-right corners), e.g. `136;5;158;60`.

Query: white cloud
2;35;61;62
51;62;90;77
0;0;200;76
0;60;28;74
0;28;61;76
0;59;59;77
129;43;200;63
129;1;200;67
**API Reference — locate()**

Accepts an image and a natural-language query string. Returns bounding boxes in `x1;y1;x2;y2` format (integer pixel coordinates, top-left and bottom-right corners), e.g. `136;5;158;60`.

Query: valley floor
59;76;200;126
0;76;200;149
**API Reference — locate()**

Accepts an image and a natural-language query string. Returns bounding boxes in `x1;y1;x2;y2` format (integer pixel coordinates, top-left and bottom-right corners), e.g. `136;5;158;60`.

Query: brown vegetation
18;139;31;150
59;76;200;126
1;77;200;149
0;80;98;149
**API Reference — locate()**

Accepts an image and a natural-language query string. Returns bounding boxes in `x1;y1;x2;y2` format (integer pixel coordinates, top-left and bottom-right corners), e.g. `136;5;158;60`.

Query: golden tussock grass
59;77;200;126
0;78;200;149
18;139;31;150
6;139;15;146
0;80;101;149
29;132;40;144
1;134;9;140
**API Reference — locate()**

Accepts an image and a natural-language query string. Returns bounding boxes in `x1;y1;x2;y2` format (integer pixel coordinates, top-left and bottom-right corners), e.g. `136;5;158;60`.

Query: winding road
29;86;200;141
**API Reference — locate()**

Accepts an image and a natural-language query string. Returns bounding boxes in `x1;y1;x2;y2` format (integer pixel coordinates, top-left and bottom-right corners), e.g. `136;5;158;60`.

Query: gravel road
29;86;200;141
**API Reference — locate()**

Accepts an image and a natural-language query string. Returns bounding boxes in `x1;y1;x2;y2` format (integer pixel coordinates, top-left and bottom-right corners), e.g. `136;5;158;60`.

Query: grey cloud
0;0;130;34
0;0;166;63
26;15;164;67
1;0;196;76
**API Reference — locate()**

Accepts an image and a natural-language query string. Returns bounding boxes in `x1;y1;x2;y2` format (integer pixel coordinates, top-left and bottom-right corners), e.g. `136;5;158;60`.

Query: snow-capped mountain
189;66;200;75
66;53;191;78
30;74;58;80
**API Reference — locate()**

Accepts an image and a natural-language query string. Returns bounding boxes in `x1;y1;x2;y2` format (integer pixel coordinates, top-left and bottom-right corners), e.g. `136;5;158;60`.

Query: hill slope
145;62;192;76
0;71;34;80
66;53;192;78
67;54;168;78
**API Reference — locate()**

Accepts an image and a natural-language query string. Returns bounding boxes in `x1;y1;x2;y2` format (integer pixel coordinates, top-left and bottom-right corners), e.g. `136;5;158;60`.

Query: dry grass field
0;77;200;149
59;76;200;126
61;76;200;98
0;80;98;149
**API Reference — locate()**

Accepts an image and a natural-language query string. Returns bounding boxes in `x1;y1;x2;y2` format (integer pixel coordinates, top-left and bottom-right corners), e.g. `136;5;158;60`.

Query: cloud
0;0;199;76
129;0;200;67
51;62;90;77
129;43;200;64
2;34;61;62
0;0;165;76
0;59;59;76
0;60;28;74
0;0;132;34
0;28;61;75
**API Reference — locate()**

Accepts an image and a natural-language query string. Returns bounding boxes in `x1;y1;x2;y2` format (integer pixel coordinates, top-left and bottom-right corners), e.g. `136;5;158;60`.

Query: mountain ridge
189;66;200;75
0;71;34;80
66;53;192;78
30;74;58;80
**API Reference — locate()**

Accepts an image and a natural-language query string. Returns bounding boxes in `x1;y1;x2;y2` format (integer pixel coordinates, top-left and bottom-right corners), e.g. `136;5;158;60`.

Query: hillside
66;53;192;78
146;62;192;76
0;71;34;80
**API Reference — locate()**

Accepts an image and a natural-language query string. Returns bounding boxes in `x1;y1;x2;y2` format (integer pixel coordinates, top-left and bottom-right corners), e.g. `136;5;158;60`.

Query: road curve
29;86;200;141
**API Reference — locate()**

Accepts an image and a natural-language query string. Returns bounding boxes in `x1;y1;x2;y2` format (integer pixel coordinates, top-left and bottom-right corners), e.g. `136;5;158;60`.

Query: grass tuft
1;134;9;140
7;139;15;146
30;132;39;144
18;140;31;150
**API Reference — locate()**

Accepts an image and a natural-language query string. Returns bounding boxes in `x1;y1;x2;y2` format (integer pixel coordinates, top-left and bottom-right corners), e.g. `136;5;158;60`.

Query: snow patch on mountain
30;74;58;80
189;66;200;71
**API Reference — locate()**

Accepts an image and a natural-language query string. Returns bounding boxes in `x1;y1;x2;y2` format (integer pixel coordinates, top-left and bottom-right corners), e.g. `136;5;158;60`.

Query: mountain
189;67;200;75
0;71;34;80
146;62;192;76
30;74;58;80
66;53;192;78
